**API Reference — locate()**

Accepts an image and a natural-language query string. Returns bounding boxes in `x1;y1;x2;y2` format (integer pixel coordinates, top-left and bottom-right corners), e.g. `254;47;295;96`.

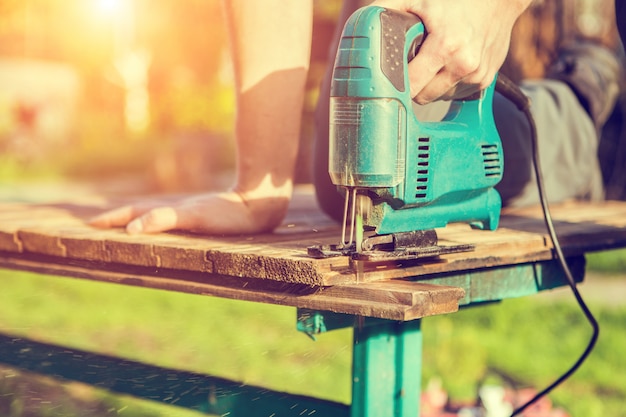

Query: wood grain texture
2;187;626;319
2;189;626;287
0;253;464;321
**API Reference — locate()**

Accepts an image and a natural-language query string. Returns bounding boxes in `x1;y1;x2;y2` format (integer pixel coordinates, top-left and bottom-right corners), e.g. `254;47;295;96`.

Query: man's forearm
222;0;313;200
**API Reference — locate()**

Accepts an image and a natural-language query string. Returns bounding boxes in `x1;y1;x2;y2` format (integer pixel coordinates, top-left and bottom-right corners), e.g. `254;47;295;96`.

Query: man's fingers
408;30;495;103
89;203;161;229
124;201;237;235
407;39;445;101
410;53;494;103
408;36;479;103
89;205;141;228
438;82;482;101
127;206;180;234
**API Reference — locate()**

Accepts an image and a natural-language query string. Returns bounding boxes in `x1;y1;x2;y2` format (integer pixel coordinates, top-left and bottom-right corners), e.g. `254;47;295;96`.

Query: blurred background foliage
0;0;342;192
0;0;622;194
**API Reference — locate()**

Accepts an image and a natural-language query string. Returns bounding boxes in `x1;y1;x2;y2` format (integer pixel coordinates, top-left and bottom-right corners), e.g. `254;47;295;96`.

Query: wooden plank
0;205;75;253
500;200;626;253
0;254;464;321
2;189;626;287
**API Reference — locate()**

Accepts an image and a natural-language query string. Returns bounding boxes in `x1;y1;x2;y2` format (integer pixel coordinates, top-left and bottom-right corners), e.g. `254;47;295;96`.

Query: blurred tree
0;0;232;187
0;0;229;129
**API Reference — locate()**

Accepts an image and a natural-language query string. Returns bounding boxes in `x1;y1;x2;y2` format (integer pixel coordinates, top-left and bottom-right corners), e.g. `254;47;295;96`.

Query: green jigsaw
309;6;503;262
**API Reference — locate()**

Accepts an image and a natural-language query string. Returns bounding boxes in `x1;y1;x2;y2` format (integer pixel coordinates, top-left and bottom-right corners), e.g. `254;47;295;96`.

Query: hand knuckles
413;95;431;105
471;68;497;91
454;53;481;76
479;77;493;90
143;207;171;225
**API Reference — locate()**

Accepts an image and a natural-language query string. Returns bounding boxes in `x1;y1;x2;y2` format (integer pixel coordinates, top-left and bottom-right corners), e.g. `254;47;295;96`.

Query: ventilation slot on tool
481;144;501;177
415;137;430;199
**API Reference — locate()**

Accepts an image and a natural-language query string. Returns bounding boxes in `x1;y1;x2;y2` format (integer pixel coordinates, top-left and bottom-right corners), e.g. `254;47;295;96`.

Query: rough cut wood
2;188;626;286
0;253;465;321
2;186;626;319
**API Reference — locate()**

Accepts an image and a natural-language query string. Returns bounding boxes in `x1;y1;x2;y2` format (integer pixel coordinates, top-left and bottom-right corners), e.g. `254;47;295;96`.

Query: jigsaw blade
340;187;369;252
354;193;370;253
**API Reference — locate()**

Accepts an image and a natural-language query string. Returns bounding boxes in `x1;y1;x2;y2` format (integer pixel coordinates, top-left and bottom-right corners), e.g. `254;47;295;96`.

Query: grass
0;270;352;416
0;262;625;417
423;299;626;416
586;248;626;274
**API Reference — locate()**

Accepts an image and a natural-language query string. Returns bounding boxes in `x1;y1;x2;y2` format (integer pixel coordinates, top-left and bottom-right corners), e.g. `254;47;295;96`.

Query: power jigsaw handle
376;9;425;97
330;6;425;103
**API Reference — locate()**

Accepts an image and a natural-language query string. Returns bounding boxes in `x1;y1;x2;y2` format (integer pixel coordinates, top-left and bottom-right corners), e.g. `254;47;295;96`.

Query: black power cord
494;74;600;416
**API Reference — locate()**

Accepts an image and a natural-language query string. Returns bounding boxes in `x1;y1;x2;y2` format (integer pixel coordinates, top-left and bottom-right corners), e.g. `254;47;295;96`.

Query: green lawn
0;252;624;416
586;248;626;274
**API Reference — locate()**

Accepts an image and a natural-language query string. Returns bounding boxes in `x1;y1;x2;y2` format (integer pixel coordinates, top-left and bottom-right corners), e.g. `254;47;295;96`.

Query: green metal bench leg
351;319;423;417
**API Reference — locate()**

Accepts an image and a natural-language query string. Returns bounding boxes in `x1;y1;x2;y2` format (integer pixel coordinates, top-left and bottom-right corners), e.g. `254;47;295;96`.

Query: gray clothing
495;79;603;207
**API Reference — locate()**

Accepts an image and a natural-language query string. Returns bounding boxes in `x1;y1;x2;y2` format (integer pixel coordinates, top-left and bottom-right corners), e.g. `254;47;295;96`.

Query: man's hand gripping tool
308;6;503;262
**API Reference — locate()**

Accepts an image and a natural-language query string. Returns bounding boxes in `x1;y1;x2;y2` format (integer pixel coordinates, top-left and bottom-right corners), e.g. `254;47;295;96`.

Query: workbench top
1;185;625;320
